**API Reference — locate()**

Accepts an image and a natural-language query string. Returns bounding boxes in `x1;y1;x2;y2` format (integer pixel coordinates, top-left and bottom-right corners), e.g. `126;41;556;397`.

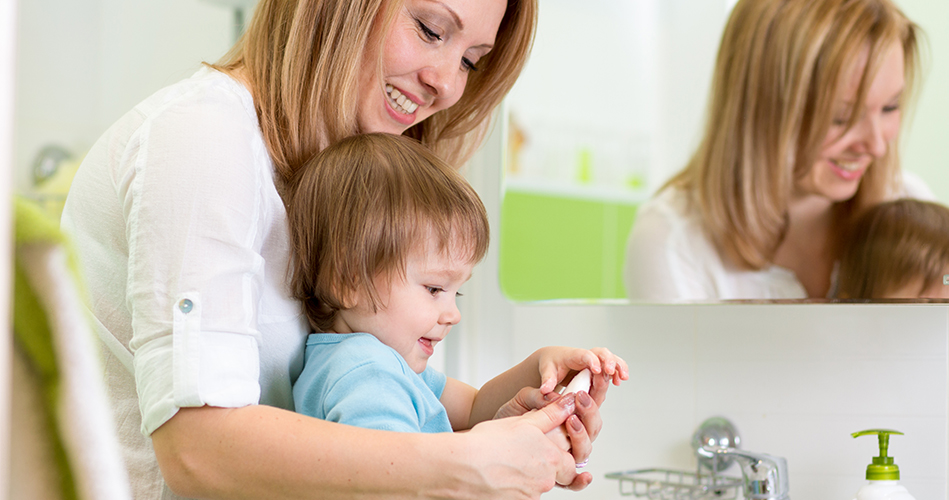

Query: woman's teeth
386;84;419;114
832;159;861;172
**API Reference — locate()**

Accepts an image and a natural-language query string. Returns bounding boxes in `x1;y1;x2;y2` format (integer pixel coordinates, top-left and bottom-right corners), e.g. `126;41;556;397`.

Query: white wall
507;303;948;500
13;0;234;194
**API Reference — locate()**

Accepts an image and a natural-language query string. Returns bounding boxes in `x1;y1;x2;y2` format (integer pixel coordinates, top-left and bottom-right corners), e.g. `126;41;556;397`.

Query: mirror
499;0;949;304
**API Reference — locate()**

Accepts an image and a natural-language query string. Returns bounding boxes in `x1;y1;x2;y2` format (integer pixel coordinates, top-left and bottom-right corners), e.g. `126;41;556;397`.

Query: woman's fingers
465;393;585;497
553;417;593;491
558;471;594;491
565;414;591;461
494;387;552;420
545;424;570;451
574;389;603;443
521;392;575;432
515;393;589;489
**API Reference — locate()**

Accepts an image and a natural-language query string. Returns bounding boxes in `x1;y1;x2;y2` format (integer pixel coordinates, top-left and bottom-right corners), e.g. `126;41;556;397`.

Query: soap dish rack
604;468;742;499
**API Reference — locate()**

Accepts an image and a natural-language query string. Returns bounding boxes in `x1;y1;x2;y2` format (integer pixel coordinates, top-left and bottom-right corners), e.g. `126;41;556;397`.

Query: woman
624;0;932;302
62;0;607;498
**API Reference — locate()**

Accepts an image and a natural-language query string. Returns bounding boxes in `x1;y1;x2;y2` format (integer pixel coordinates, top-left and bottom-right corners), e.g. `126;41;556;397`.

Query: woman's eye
416;19;441;42
883;103;900;113
461;57;479;72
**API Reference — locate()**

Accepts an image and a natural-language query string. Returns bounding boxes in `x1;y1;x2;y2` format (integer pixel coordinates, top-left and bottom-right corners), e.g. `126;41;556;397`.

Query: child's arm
440;347;628;430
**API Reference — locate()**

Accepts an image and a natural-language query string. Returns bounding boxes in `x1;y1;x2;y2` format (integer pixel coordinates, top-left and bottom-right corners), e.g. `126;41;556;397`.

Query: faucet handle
698;446;790;500
692;416;742;472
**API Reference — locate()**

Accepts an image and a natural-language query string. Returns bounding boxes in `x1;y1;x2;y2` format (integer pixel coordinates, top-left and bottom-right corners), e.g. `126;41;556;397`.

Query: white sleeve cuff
136;292;261;436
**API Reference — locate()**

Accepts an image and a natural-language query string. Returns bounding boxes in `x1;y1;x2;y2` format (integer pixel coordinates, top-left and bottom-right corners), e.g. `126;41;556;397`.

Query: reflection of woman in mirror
61;0;610;498
837;199;949;299
624;0;933;302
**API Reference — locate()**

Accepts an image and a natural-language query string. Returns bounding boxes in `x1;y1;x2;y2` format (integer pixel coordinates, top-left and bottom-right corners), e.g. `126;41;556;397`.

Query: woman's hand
464;394;593;498
492;388;603;490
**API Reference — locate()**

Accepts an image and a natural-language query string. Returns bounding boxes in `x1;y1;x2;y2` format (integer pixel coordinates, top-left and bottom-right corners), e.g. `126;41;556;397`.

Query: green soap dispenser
850;429;915;500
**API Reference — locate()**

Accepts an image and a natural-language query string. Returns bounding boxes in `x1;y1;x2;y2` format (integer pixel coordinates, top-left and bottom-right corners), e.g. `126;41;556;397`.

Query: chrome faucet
692;417;790;500
696;446;790;500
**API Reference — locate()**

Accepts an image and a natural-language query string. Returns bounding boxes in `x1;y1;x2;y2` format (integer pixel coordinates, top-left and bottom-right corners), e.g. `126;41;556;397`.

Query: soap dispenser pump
851;429;915;500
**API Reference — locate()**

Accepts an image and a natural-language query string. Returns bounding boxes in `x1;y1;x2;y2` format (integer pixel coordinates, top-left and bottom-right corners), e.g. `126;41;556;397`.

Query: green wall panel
498;190;639;302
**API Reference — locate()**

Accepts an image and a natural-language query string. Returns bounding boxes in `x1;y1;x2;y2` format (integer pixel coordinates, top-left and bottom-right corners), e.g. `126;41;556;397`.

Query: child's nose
440;300;461;325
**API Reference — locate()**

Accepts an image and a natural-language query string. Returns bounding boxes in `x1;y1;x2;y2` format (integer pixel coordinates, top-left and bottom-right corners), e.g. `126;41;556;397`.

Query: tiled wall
507;304;948;500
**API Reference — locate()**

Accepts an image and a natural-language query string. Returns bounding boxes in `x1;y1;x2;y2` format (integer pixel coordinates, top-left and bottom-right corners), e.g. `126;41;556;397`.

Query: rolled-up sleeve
123;84;272;435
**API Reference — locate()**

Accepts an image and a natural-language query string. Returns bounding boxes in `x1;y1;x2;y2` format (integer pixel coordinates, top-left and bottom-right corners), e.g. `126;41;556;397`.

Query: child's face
334;237;474;373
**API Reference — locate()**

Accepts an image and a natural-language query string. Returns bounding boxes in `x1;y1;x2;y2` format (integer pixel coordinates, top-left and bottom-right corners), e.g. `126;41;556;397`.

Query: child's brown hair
837;199;949;298
286;133;489;331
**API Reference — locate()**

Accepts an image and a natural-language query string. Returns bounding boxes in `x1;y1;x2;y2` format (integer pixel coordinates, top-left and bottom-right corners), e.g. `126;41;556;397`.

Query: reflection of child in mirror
837;199;949;299
285;133;628;438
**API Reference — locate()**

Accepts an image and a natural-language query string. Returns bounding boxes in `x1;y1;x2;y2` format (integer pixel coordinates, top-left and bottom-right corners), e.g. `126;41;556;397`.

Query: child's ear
332;283;360;310
340;292;358;310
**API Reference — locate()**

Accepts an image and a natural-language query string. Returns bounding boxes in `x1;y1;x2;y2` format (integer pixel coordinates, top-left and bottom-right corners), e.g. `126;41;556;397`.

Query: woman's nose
855;114;889;158
419;56;462;103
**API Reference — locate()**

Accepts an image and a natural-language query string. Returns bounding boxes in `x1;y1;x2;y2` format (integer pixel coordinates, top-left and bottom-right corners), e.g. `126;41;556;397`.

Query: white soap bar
562;368;592;394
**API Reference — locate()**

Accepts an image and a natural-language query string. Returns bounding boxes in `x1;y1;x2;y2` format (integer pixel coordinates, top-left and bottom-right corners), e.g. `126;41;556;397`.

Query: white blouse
61;67;309;499
623;172;935;303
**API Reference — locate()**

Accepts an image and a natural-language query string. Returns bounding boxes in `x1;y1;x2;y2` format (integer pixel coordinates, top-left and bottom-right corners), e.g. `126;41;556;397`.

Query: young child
837;199;949;299
286;133;628;438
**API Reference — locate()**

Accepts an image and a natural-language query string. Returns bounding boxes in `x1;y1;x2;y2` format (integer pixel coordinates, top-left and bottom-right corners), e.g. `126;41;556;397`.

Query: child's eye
425;286;443;296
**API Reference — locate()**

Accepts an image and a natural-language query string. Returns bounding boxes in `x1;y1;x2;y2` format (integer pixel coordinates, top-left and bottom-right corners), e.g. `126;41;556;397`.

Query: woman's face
796;43;905;202
356;0;507;135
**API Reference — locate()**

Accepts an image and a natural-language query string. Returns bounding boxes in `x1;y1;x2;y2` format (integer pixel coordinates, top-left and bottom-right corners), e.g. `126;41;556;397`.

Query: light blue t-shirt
292;333;452;433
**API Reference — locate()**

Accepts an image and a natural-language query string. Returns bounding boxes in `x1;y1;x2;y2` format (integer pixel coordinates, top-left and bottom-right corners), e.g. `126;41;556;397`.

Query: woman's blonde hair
286;133;489;332
837;199;949;298
667;0;921;269
212;0;537;182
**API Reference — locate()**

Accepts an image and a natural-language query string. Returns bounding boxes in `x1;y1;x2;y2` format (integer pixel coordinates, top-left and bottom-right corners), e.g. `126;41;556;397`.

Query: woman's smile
385;84;421;125
827;157;868;182
386;84;421;114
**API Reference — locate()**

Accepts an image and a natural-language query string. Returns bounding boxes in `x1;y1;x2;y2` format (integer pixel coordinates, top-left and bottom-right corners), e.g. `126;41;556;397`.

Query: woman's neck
772;195;839;298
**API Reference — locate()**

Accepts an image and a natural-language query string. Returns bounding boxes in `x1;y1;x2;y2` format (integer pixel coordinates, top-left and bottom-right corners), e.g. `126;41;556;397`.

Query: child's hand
536;346;629;397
